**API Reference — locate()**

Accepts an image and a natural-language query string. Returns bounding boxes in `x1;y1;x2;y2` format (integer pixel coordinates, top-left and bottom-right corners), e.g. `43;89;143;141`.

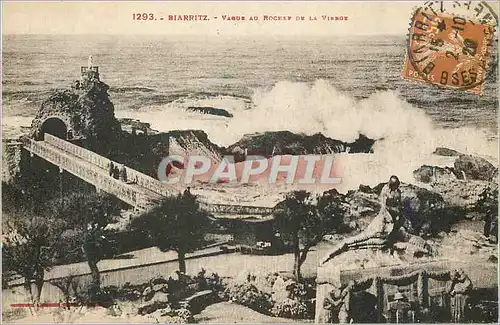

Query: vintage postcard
1;1;498;323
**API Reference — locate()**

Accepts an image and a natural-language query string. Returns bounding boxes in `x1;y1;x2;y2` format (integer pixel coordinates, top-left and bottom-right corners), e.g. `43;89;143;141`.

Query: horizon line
3;32;406;37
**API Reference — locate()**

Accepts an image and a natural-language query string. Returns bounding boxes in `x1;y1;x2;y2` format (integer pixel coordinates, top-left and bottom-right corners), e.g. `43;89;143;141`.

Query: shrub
151;306;194;323
271;298;309;319
204;272;228;300
116;282;145;301
225;281;273;314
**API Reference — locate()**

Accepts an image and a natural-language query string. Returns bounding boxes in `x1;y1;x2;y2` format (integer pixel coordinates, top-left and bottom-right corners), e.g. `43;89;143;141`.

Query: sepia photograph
1;1;498;323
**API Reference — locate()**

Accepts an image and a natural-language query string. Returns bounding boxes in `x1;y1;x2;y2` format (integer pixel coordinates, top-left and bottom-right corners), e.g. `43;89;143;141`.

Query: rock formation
322;177;438;265
433;147;463;156
30;67;121;154
343;182;446;235
226;131;375;159
413;165;458;184
453;154;498;182
186;106;233;118
413;155;498;212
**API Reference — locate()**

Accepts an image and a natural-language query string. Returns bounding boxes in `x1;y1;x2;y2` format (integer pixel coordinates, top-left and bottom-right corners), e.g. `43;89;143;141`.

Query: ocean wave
125;93;186;110
110;86;156;93
18;80;50;86
2;89;50;101
223;80;497;160
124;79;496;167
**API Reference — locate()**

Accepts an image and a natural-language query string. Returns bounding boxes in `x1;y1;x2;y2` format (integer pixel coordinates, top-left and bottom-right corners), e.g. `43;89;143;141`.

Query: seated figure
322;175;405;264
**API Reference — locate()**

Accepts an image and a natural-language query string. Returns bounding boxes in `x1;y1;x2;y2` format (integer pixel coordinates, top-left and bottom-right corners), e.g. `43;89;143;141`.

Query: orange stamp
402;4;496;95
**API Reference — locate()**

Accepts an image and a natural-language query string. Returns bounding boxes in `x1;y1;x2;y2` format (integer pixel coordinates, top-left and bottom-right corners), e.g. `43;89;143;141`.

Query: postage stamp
402;3;496;94
1;1;499;324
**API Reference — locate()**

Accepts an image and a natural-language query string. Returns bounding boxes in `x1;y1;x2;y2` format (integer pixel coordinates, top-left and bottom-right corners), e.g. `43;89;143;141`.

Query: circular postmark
403;1;498;94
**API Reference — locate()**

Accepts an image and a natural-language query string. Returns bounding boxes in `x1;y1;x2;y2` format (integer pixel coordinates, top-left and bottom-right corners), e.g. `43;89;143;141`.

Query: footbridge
22;133;277;217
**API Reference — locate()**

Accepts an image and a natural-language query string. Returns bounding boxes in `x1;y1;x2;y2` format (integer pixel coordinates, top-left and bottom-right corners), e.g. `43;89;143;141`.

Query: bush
266;274;316;319
115;282;145;301
148;306;194;323
225;281;273;314
165;307;193;323
271;298;309;319
204;272;228;300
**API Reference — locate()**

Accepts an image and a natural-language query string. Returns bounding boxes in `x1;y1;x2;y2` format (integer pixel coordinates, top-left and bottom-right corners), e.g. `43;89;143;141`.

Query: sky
2;1;423;36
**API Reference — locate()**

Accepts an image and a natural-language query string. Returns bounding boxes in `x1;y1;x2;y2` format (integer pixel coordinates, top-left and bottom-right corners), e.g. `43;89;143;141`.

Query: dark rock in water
454;154;498;182
226;131;375;158
433;147;462;156
186;106;233;118
348;134;376;154
413;165;458;183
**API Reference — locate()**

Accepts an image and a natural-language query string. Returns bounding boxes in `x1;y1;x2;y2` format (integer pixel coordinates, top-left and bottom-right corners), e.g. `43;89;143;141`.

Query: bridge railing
199;202;278;215
44;134;175;198
25;138;141;208
35;135;279;216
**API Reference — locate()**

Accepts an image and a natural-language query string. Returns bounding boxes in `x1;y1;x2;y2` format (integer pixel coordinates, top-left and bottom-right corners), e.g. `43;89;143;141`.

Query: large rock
226;131;375;159
400;184;446;230
413;165;458;184
30;68;121;154
430;179;493;211
433;147;462;156
344;183;446;234
413;159;498;211
454;154;498;182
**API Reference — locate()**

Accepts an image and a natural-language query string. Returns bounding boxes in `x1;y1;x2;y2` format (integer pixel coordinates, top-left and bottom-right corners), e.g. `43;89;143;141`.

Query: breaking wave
228;80;496;155
221;80;497;189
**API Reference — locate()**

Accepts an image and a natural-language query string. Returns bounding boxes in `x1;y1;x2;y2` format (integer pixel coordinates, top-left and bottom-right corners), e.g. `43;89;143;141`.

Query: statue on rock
322;175;432;264
30;56;121;155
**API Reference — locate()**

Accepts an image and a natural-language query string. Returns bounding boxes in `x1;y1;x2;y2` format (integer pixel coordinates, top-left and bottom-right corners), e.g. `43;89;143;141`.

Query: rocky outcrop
454;154;498;182
401;184;447;233
433;147;463;156
186;106;233;118
343;183;446;235
165;130;223;163
430;180;493;210
227;131;375;158
119;118;157;135
111;129;224;179
412;154;498;211
413;165;458;184
30;68;121;154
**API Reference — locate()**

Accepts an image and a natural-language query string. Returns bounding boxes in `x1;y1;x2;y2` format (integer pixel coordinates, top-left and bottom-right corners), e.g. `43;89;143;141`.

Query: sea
2;34;498;190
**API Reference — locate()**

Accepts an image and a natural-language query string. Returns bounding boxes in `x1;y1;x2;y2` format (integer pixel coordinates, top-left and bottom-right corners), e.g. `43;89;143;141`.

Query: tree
2;208;65;305
274;190;346;281
48;192;121;296
131;192;209;275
